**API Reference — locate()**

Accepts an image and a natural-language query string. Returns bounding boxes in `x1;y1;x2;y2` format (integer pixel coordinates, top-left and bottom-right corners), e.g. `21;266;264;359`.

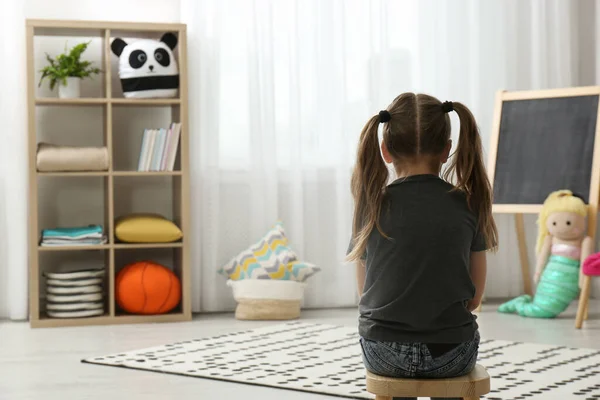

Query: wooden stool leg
576;276;592;329
584;301;589;321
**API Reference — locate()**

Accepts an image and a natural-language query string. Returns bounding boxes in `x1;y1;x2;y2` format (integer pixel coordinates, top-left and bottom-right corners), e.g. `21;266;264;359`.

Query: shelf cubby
37;176;108;237
113;247;184;317
111;105;179;172
35;105;106;147
33;33;106;99
38;249;110;324
113;175;180;220
27;19;190;328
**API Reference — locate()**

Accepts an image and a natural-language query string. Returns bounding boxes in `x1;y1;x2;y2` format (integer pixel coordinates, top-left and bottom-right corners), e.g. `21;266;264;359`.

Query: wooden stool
366;364;490;400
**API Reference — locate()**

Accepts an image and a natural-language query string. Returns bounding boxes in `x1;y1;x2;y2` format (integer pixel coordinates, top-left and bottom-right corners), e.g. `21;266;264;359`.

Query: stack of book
137;122;182;172
44;268;106;318
40;225;107;247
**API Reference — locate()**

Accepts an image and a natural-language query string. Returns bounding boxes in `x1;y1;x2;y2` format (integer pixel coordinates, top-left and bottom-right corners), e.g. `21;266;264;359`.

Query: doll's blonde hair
536;190;588;253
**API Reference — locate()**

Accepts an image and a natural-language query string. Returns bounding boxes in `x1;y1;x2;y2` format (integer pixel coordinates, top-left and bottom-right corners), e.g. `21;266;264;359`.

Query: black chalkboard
493;95;599;204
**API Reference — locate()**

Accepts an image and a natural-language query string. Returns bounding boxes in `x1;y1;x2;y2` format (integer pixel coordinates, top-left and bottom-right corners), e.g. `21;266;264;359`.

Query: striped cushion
43;268;106;318
47;302;104;311
219;222;320;282
286;261;320;282
47;309;104;318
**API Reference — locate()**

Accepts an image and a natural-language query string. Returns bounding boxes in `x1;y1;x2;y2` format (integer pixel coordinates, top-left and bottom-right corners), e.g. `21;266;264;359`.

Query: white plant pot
58;77;81;99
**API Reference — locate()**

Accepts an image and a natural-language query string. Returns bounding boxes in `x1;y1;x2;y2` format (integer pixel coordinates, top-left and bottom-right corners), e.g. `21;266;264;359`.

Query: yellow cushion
115;214;182;243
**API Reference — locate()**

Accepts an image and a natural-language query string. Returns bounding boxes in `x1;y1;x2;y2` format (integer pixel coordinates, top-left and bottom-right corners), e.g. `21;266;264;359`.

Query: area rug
83;322;600;400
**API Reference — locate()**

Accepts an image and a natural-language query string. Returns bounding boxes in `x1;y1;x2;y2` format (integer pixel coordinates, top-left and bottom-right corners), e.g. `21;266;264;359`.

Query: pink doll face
546;212;586;240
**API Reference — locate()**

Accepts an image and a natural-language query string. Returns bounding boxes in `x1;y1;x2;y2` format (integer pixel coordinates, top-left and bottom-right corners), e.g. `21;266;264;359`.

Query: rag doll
498;190;592;318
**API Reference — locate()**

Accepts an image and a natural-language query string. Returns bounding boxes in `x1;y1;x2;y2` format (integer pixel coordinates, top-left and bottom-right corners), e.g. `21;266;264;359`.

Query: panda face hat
111;33;179;98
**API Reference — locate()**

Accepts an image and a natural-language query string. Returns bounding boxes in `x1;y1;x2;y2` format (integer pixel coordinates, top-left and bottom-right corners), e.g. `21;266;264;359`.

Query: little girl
347;93;498;400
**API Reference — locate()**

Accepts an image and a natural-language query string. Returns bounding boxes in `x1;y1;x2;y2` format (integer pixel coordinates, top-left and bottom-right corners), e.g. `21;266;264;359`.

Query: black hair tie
378;110;391;123
441;101;454;113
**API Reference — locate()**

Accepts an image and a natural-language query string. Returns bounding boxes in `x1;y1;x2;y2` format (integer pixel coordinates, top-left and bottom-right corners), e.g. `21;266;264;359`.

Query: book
135;125;179;172
144;129;157;172
137;129;150;171
160;128;172;171
166;123;182;171
149;129;159;171
151;128;167;171
159;128;168;170
154;128;167;171
142;129;151;171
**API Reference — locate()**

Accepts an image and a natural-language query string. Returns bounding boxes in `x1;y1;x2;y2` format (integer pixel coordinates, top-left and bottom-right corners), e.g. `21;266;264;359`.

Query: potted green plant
38;41;101;99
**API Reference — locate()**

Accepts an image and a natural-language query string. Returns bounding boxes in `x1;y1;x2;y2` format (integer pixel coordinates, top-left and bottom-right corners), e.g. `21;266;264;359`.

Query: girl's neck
394;159;441;179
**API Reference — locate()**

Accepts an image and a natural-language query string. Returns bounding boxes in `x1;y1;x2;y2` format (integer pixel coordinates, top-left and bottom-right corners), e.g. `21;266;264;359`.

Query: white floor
1;301;599;400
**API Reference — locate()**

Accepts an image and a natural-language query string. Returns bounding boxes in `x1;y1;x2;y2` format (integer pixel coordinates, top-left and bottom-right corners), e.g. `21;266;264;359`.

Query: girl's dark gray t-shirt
350;174;487;344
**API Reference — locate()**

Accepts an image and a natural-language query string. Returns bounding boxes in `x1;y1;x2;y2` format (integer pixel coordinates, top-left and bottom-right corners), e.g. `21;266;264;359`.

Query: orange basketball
116;261;181;314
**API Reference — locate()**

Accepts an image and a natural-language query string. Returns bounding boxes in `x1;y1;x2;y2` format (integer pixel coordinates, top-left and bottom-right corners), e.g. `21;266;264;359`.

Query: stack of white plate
43;268;106;318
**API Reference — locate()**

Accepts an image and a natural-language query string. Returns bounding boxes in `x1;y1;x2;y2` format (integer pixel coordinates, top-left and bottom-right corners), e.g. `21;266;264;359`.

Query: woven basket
227;280;306;320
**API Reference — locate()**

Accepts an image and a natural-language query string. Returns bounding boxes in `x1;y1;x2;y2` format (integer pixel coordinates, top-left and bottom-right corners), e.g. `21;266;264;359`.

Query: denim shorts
360;330;480;400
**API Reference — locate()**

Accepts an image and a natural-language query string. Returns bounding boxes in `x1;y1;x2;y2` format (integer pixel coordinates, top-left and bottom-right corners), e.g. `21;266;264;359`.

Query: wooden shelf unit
27;19;191;328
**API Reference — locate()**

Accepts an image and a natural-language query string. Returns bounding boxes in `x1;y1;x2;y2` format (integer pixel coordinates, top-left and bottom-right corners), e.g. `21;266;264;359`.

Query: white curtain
0;0;29;320
0;0;596;319
181;0;600;313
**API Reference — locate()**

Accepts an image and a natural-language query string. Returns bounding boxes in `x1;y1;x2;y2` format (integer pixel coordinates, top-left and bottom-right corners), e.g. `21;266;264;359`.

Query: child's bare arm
467;251;487;311
356;259;366;297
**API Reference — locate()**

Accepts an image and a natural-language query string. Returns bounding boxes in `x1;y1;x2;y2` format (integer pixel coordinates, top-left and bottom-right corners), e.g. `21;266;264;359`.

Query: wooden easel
485;87;600;329
514;214;533;296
